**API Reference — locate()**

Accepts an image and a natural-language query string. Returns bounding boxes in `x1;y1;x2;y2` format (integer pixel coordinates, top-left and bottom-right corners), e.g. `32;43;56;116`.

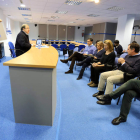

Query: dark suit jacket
15;31;31;57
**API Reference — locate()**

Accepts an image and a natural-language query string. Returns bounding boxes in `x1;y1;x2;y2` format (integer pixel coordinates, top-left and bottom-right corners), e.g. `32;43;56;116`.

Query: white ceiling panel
0;0;140;25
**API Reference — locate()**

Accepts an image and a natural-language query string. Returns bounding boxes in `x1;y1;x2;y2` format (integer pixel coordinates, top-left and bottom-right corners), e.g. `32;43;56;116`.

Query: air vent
107;6;124;11
48;20;55;21
55;10;68;14
69;22;76;23
25;18;32;20
22;14;32;16
65;0;82;5
87;14;100;17
76;19;84;21
51;16;59;19
18;7;31;11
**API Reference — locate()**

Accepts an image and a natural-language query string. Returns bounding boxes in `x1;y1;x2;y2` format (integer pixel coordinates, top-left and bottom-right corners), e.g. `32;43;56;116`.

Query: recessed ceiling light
6;4;8;5
94;0;99;3
65;0;82;5
20;4;26;7
107;6;124;11
55;10;68;14
76;19;85;21
87;14;100;17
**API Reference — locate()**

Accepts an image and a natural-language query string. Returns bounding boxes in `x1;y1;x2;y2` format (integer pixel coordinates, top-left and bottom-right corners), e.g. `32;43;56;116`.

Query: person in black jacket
76;41;105;80
94;43;140;105
88;40;115;87
114;40;123;57
15;24;34;57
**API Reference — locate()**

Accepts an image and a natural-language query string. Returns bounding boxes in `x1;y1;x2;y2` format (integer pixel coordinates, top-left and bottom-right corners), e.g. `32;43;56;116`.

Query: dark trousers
67;52;84;70
91;66;106;84
16;50;24;57
78;57;100;78
109;79;140;120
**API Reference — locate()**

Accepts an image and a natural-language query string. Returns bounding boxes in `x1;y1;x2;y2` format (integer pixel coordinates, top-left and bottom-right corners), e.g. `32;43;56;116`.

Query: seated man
114;40;123;56
93;43;140;105
97;79;140;125
60;38;96;74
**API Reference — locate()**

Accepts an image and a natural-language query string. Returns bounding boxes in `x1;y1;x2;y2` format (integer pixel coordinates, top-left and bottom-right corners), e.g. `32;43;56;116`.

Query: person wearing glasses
15;24;35;57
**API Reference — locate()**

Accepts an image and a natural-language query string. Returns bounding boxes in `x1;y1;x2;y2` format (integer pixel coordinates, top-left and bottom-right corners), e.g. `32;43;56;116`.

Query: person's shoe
65;70;73;74
96;94;112;101
76;62;83;66
87;81;93;85
60;59;68;63
77;76;82;80
89;83;98;87
92;91;104;97
96;100;111;105
112;116;126;125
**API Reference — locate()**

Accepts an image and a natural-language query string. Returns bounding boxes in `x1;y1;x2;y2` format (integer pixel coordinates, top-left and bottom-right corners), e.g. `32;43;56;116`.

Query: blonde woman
88;40;115;87
76;41;105;80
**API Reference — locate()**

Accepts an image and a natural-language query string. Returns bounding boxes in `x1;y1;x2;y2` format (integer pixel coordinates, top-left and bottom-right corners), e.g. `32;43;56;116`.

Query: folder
0;22;7;41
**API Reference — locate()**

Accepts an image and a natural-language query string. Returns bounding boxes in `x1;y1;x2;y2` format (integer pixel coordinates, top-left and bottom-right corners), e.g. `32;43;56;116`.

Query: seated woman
76;41;105;80
88;40;116;87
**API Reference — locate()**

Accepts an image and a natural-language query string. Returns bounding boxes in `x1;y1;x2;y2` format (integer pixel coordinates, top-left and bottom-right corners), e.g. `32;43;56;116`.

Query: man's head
21;24;30;34
87;38;93;46
114;40;119;46
127;43;140;56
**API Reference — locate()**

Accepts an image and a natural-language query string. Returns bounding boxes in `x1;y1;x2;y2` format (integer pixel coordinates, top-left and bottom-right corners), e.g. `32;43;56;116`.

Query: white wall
20;23;39;40
0;8;21;56
74;26;85;42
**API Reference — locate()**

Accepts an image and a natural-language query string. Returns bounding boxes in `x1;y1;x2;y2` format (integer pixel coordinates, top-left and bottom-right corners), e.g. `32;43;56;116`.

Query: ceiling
0;0;140;26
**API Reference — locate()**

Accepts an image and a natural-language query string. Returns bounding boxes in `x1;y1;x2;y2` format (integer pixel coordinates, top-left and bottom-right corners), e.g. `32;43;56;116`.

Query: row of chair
51;44;85;57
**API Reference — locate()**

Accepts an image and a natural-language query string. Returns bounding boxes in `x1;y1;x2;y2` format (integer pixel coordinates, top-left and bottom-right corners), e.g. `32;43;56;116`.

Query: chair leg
115;84;116;88
134;97;136;102
117;96;121;105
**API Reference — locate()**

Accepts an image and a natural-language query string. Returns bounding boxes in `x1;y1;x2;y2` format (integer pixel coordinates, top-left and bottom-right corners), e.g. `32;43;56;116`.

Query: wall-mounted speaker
78;26;80;29
35;24;37;27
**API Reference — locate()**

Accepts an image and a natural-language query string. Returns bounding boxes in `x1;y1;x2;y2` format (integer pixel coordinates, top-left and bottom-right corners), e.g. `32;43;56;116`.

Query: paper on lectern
0;22;7;41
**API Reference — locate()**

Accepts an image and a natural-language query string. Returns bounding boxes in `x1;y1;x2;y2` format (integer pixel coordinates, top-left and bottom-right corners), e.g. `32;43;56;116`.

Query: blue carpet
0;56;140;140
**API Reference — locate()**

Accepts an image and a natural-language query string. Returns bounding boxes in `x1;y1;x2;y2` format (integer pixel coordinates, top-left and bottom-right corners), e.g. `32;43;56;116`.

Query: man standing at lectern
15;24;34;57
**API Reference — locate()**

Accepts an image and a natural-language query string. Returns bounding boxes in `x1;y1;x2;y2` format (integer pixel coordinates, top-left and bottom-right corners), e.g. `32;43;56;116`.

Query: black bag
123;73;135;82
63;48;67;55
68;50;73;57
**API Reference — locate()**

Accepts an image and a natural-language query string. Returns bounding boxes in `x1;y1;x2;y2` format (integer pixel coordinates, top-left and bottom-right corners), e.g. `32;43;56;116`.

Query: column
115;14;135;50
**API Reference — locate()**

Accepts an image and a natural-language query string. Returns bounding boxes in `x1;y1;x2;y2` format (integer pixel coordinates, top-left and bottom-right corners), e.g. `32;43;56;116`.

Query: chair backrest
8;42;16;58
60;44;67;51
79;45;85;51
32;39;36;41
73;47;78;52
52;44;58;49
67;40;71;41
69;44;75;50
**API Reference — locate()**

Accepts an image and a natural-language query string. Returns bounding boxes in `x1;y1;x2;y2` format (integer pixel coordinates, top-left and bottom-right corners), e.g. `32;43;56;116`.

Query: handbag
123;72;135;82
